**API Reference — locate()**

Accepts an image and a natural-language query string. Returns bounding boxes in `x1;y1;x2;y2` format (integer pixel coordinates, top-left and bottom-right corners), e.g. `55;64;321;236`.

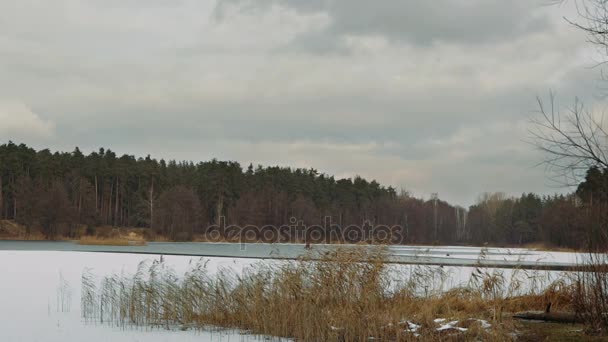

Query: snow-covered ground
0;247;582;341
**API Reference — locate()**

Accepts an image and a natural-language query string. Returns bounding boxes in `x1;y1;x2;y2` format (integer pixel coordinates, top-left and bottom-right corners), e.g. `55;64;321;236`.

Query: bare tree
530;92;608;185
556;0;608;89
531;0;608;184
564;1;608;59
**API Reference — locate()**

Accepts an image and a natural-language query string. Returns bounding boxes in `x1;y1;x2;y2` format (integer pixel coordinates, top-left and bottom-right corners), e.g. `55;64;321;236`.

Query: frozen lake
0;251;286;342
0;241;585;270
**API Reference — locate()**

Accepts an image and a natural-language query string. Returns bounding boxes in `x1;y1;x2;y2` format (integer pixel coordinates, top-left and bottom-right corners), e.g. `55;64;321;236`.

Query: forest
0;141;603;249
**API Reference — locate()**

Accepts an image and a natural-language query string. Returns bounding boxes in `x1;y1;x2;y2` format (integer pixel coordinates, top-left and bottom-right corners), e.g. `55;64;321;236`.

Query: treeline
0;141;603;248
467;167;607;250
0;142;466;242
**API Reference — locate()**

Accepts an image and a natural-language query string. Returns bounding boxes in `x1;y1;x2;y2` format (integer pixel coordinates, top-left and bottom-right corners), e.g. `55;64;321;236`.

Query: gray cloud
0;0;600;205
216;0;552;52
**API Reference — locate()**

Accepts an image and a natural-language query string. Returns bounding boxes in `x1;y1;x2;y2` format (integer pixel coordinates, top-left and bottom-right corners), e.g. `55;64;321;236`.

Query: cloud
0;0;599;205
0;100;55;140
216;0;553;52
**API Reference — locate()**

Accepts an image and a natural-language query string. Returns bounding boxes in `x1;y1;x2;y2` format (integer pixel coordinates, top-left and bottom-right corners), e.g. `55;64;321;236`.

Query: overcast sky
0;0;604;205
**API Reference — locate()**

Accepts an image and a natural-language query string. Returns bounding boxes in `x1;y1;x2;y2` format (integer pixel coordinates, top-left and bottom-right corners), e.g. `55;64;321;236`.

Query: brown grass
520;242;577;253
0;220;48;240
78;235;147;246
572;252;608;333
81;247;577;341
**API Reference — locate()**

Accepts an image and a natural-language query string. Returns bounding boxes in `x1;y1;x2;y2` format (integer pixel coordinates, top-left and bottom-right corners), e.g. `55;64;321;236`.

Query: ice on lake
0;251;284;342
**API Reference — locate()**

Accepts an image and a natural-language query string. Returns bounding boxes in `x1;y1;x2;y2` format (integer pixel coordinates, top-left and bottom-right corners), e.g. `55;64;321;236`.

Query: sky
0;0;604;206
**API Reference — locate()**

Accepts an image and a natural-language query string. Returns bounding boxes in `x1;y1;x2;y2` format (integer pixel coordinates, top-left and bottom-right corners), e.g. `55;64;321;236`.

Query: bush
174;231;192;242
142;229;156;241
85;226;96;236
109;228;121;239
96;229;110;239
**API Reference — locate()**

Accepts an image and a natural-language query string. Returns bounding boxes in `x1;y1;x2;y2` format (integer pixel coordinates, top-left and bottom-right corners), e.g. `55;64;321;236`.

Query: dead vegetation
572;252;608;333
0;220;46;240
78;237;147;246
78;229;146;246
0;220;154;243
80;247;580;341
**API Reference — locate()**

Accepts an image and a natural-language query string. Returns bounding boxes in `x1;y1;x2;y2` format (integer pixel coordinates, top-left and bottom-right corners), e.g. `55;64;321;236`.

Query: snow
436;320;466;332
471;319;492;330
402;321;421;337
402;318;491;337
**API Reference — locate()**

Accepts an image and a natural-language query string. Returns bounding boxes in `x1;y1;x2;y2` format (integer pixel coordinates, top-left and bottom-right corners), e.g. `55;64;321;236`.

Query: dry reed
81;247;578;341
572;252;608;332
78;236;147;246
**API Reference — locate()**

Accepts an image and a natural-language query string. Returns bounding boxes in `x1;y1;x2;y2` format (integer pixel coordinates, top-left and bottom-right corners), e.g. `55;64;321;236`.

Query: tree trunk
514;302;583;324
94;175;98;213
114;178;119;227
78;177;82;215
513;311;582;323
149;181;154;229
100;185;105;224
216;193;224;225
108;181;113;225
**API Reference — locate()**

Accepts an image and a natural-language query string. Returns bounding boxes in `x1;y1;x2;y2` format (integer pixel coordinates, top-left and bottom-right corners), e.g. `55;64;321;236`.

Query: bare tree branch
530;92;608;186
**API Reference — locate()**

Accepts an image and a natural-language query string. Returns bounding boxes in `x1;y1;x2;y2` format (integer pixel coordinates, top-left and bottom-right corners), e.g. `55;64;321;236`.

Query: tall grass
81;268;97;321
56;272;72;312
81;248;574;341
573;252;608;331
